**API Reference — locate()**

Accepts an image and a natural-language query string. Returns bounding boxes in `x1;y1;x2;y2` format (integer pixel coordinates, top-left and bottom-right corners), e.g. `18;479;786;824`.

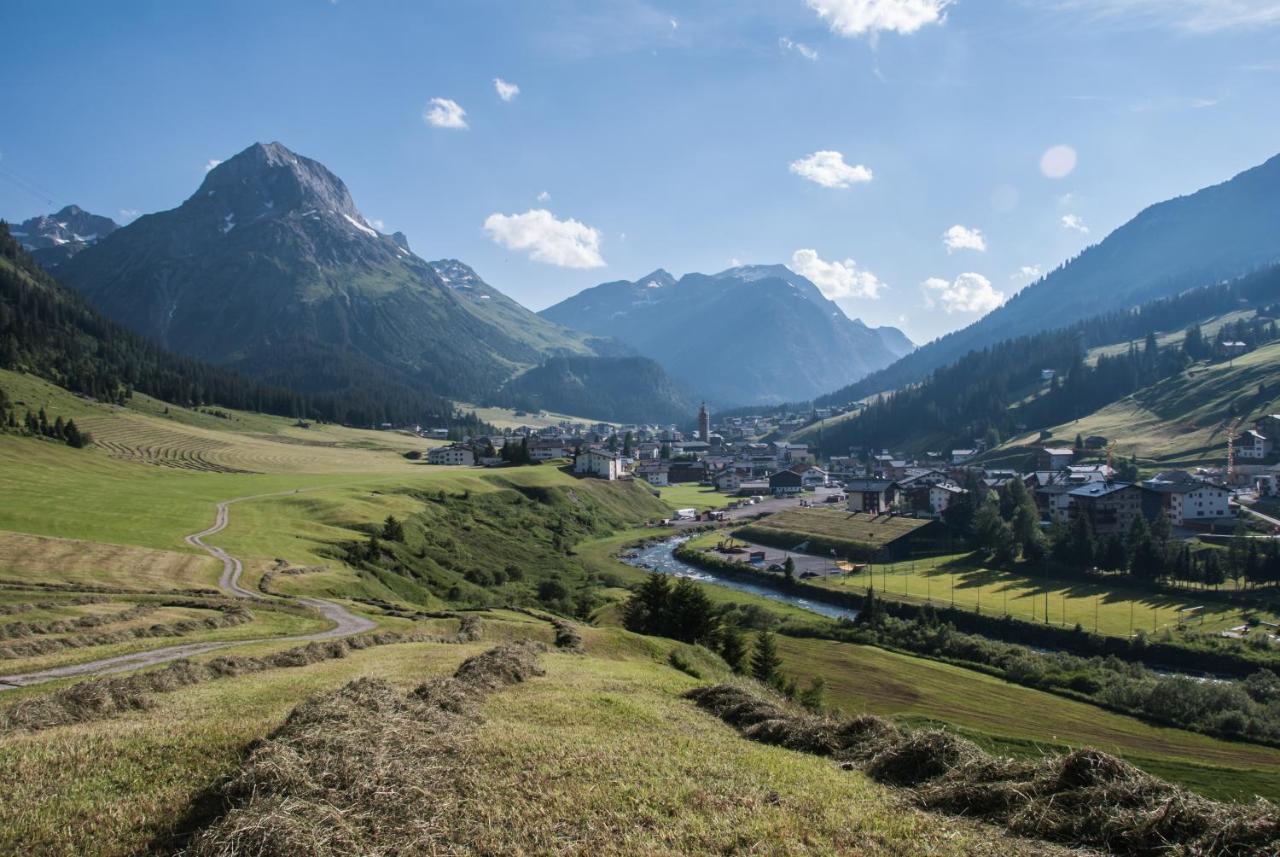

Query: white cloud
368;218;385;231
942;224;987;253
790;249;886;300
779;36;819;60
923;273;1005;314
1061;213;1090;234
670;17;679;29
536;190;551;202
424;97;468;129
483;208;605;269
1045;0;1280;32
1011;264;1043;281
789;150;873;188
1040;145;1078;179
118;208;140;221
494;78;520;102
204;159;222;172
807;0;954;37
728;257;743;267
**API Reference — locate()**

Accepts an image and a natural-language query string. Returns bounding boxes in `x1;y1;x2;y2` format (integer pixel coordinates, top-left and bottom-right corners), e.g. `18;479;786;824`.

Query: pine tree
718;625;747;673
669;577;716;644
783;556;795;584
751;630;782;684
623;573;671;636
381;515;405;542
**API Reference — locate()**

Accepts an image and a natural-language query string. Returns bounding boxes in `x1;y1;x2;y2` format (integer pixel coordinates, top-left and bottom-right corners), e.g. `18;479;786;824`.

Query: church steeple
698;402;710;442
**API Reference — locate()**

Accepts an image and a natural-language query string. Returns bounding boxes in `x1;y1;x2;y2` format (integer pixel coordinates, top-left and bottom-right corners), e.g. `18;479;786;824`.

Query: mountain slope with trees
831;152;1280;402
808;264;1280;457
495;355;696;425
0;222;481;430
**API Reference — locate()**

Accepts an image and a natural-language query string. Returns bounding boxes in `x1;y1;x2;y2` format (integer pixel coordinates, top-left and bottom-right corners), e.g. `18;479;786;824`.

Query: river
622;535;860;622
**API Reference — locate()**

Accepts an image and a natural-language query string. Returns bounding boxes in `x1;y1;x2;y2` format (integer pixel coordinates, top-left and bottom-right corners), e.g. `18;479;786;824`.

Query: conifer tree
751;630;782;684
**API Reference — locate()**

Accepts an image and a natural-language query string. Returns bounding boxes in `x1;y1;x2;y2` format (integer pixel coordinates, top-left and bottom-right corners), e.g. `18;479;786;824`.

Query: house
1036;483;1076;523
1239;430;1272;460
634;442;662;461
928;483;966;517
713;468;749;492
844;479;898;514
736;479;771;497
634;462;670;486
427;444;475;466
828;456;862;481
1142;474;1231;525
1038;447;1076;471
668;461;707;484
789;463;829;489
529;439;571;462
574;448;621;480
951;449;978;465
768;468;805;495
1256;415;1280;439
1066;482;1146;536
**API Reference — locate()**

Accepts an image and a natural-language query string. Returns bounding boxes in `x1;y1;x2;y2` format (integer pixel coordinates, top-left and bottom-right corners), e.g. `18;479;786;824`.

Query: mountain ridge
540;263;914;406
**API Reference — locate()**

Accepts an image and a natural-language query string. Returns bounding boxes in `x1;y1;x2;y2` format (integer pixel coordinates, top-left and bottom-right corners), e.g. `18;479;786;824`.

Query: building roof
1067;481;1135;498
1041;447;1076;456
1142;478;1227;494
844;479;897;492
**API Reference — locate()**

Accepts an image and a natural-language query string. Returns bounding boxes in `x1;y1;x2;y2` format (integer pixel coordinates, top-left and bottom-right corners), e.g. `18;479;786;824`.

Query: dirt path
0;493;375;691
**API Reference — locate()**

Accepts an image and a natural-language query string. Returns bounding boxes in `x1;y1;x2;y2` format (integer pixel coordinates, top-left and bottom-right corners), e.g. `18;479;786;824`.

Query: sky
3;0;1280;345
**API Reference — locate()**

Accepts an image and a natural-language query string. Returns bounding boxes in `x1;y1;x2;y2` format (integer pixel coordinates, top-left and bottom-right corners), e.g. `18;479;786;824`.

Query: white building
574;448;621;480
427;444;475;466
1143;476;1232;525
1239;430;1272;460
635;462;669;486
929;483;966;517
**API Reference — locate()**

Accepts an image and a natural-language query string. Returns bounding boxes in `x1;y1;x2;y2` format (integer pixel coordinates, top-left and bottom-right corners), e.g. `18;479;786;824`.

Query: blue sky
3;0;1280;344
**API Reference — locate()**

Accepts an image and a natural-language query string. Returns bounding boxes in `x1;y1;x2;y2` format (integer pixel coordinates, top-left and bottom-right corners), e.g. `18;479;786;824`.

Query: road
0;493;375;692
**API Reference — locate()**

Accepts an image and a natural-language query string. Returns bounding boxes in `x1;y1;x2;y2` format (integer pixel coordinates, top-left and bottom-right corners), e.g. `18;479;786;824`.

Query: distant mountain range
53;142;616;407
10;205;119;269
830;152;1280;404
540;265;914;406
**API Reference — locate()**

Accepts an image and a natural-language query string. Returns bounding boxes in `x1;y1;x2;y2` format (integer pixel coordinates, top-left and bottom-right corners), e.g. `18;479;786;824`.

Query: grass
0;530;219;590
748;506;935;550
654;482;738;512
454;401;609;430
771;634;1280;803
811;552;1269;638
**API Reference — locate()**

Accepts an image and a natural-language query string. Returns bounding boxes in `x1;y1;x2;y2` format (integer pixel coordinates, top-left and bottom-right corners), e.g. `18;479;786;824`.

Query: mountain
0;222;481;429
834;153;1280;403
496;355;696;425
539;264;914;406
57;142;599;403
9;205;119;268
804;263;1280;458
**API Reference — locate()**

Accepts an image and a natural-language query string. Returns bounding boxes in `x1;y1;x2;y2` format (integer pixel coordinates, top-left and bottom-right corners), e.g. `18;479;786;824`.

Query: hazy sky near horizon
3;0;1280;344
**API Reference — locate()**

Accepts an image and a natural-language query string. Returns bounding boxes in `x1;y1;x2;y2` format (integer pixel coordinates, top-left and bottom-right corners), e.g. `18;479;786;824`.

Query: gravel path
0;493;376;691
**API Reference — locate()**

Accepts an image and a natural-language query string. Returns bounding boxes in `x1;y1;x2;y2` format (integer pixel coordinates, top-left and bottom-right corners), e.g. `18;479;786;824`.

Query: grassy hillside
1008;337;1280;465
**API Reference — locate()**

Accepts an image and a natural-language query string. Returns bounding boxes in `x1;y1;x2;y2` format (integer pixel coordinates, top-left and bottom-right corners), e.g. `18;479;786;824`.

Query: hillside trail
0;492;375;692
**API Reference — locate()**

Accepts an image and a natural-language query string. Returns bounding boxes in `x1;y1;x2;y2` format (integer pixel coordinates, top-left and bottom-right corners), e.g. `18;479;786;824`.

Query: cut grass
0;530;219;591
654;482;738;512
772;634;1280;803
812;553;1269;638
747;506;936;551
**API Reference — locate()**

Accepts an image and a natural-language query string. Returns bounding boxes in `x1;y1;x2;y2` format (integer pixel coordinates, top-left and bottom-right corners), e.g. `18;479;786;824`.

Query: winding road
0;493;375;692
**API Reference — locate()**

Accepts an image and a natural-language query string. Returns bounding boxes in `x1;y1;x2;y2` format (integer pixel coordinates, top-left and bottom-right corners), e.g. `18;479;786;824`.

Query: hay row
0;616;487;733
0;603;252;660
685;683;1280;856
0;578;221;598
177;641;546;856
551;617;584;652
0;602;160;640
257;560;329;595
0;596;108;616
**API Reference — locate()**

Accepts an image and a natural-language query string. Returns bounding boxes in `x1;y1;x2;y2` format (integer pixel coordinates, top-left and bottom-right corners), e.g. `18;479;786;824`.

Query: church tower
698;402;711;442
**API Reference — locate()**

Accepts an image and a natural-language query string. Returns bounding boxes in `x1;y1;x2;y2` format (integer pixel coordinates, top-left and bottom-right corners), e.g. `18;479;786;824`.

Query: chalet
828;456;862;481
1066;482;1146;536
951;449;977;465
713;468;749;492
529;439;571;462
929;483;966;517
634;442;662;461
1239;430;1272;460
668;461;707;484
736;479;771;497
574;448;621;480
768;468;804;495
634;462;670;487
1038;447;1076;471
1142;474;1231;525
789;463;829;489
844;479;898;514
1065;463;1113;483
427;444;475;466
1257;415;1280;440
1036;483;1076;523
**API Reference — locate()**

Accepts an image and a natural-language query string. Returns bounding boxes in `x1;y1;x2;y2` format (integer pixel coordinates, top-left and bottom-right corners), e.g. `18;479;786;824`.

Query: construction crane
1226;417;1243;483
